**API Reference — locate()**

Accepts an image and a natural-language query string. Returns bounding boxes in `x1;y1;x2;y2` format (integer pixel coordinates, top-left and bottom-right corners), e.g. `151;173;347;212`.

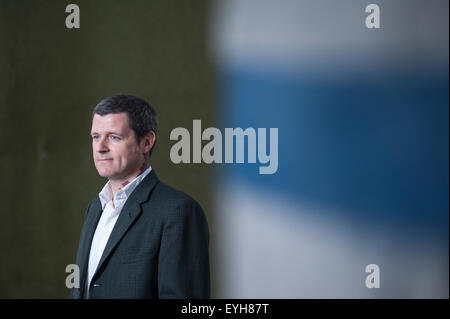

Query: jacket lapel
92;170;159;281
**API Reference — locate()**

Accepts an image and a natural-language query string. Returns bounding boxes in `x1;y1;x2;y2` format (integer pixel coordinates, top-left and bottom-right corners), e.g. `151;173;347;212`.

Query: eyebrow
90;131;123;136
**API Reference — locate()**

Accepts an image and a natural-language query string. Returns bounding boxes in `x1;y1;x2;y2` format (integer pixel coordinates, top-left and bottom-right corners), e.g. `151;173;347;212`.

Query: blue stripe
218;67;449;238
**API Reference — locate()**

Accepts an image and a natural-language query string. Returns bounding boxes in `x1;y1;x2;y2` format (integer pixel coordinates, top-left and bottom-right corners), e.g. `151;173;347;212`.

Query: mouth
96;159;113;162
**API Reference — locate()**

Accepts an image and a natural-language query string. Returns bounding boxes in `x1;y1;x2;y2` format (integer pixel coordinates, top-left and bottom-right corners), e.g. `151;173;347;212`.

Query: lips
96;158;113;161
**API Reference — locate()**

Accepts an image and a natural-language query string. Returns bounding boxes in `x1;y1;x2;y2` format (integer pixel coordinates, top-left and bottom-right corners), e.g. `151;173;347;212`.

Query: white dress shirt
85;166;152;298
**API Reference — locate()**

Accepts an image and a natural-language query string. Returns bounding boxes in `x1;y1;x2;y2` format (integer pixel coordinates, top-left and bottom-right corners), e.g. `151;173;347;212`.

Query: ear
141;131;156;155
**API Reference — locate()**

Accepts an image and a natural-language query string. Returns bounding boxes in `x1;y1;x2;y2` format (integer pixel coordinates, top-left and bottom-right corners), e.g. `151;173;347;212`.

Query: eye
92;135;100;140
111;135;121;141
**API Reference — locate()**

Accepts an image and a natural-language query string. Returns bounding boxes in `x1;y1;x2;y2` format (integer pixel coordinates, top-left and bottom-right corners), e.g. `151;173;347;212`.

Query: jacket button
93;283;101;287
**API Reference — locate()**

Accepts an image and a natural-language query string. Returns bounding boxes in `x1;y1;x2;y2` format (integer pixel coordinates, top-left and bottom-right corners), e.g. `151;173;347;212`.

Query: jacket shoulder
151;181;205;217
156;182;191;199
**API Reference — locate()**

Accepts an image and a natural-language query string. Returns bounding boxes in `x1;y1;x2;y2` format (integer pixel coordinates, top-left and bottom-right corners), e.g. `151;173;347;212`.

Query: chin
97;172;109;178
96;168;114;179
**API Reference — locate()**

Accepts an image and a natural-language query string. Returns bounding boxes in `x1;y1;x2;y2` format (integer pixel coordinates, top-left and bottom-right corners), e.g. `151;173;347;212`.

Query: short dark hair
93;94;158;156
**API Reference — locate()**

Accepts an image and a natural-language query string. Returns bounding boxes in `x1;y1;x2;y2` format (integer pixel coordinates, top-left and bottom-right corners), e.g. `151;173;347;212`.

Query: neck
109;161;150;196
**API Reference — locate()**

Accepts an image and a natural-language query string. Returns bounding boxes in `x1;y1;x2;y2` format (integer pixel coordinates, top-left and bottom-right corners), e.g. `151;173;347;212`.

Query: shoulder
149;181;206;221
154;182;203;210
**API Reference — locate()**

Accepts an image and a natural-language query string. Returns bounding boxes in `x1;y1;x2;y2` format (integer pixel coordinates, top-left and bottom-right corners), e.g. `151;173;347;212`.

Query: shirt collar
98;166;153;209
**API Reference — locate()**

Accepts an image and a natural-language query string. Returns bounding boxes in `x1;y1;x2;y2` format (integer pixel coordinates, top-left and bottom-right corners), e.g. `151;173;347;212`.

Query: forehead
91;113;131;133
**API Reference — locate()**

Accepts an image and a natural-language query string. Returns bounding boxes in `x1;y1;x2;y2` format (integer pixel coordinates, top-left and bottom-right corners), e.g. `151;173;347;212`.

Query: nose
95;136;110;153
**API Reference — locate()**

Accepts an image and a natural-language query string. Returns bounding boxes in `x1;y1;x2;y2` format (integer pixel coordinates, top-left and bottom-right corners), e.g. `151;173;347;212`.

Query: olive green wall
0;0;215;298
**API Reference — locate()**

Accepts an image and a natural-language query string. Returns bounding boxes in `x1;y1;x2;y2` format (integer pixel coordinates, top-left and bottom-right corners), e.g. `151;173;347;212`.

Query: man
71;94;210;299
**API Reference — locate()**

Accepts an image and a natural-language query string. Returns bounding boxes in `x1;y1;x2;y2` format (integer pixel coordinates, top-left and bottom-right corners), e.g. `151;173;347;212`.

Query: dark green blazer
71;170;210;299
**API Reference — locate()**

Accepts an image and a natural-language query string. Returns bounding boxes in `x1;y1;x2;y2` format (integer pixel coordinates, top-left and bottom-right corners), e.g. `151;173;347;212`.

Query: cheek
125;145;142;163
116;145;136;163
113;143;141;166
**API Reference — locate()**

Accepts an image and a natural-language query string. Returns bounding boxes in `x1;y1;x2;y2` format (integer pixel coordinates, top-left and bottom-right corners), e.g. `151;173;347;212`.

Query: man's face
91;113;144;182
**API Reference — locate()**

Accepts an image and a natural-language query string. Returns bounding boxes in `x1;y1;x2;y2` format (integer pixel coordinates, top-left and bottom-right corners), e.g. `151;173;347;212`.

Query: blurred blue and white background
210;0;449;298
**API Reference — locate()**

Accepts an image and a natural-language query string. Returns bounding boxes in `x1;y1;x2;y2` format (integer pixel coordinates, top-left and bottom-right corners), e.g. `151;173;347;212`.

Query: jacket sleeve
157;198;210;298
70;199;95;299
